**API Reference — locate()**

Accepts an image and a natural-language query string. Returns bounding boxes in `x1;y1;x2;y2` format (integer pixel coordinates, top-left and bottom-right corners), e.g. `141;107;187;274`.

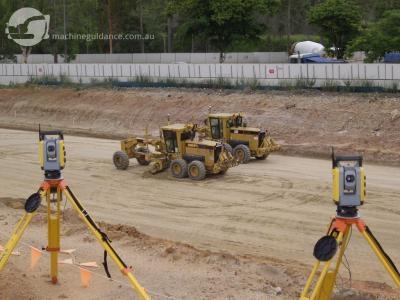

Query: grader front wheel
113;151;129;170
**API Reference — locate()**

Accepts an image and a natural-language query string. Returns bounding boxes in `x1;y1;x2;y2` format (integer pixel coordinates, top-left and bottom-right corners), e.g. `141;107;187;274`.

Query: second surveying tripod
300;151;399;299
300;212;400;299
300;148;400;300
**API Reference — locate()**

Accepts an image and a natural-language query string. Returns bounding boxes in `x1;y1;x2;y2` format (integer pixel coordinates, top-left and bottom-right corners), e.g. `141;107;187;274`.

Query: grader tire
256;153;269;160
170;159;188;178
188;160;206;181
233;144;251;164
223;143;233;155
113;151;129;170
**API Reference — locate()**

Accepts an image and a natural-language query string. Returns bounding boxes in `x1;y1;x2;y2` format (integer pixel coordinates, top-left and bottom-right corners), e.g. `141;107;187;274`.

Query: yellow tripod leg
362;226;400;287
62;185;150;300
0;192;42;271
309;231;343;300
0;212;35;271
300;227;350;300
315;226;350;300
300;260;321;299
301;219;336;299
46;188;61;284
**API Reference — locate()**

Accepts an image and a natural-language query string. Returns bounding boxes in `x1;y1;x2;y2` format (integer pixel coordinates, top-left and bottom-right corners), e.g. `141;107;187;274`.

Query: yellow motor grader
201;112;280;163
113;123;237;180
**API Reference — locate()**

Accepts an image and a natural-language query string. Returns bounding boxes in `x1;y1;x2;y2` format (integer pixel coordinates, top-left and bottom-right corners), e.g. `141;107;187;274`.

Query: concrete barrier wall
1;63;399;88
15;52;289;64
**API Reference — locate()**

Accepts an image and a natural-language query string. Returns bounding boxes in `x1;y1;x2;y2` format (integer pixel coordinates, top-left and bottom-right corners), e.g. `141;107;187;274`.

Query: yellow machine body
204;112;280;159
114;123;237;179
161;123;237;174
59;140;66;169
39;140;44;168
332;166;365;206
360;167;366;202
332;168;340;204
39;137;66;171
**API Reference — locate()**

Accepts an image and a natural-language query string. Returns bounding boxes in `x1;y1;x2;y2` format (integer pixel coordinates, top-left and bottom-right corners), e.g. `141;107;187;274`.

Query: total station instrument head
39;128;66;180
331;149;366;218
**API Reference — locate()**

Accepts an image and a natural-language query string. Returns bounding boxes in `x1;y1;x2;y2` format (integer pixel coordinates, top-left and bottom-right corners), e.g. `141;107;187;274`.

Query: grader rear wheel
223;143;233;155
170;159;188;178
188;160;206;181
233;144;251;164
113;151;129;170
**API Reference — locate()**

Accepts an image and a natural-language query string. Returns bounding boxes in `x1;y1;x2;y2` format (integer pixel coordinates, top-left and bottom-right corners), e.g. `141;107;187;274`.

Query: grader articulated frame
113;123;238;180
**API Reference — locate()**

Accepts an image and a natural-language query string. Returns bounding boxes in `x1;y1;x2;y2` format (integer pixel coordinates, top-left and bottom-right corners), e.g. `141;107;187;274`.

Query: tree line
0;0;399;62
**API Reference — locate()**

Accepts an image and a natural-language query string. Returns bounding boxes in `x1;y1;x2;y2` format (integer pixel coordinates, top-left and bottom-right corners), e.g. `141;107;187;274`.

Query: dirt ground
0;87;399;299
0;131;399;300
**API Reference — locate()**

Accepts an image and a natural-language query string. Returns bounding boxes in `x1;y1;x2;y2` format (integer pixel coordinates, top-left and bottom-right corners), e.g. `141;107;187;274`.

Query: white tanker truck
288;41;344;63
290;41;325;56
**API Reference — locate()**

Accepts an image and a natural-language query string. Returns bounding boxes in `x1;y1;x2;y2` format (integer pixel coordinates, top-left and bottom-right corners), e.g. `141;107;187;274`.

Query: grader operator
113;123;237;180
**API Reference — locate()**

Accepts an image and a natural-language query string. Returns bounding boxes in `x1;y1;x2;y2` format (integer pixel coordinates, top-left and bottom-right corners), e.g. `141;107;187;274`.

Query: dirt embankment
0;86;399;164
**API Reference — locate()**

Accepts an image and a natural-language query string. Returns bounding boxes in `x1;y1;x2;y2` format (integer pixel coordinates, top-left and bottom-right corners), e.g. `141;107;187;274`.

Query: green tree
365;0;400;20
6;0;399;56
347;10;400;62
0;0;18;61
308;0;361;58
169;0;280;61
142;0;170;53
38;0;90;62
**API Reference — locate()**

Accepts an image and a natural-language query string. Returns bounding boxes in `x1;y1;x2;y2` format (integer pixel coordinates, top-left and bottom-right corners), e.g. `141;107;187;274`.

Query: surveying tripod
301;152;400;299
300;207;400;300
0;130;150;300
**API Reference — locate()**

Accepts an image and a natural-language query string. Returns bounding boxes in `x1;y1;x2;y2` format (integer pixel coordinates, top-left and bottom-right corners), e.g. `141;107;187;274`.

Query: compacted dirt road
0;129;399;299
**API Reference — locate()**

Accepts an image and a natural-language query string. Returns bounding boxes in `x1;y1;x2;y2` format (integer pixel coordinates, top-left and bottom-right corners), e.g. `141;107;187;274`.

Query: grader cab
113;123;237;180
204;113;280;163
